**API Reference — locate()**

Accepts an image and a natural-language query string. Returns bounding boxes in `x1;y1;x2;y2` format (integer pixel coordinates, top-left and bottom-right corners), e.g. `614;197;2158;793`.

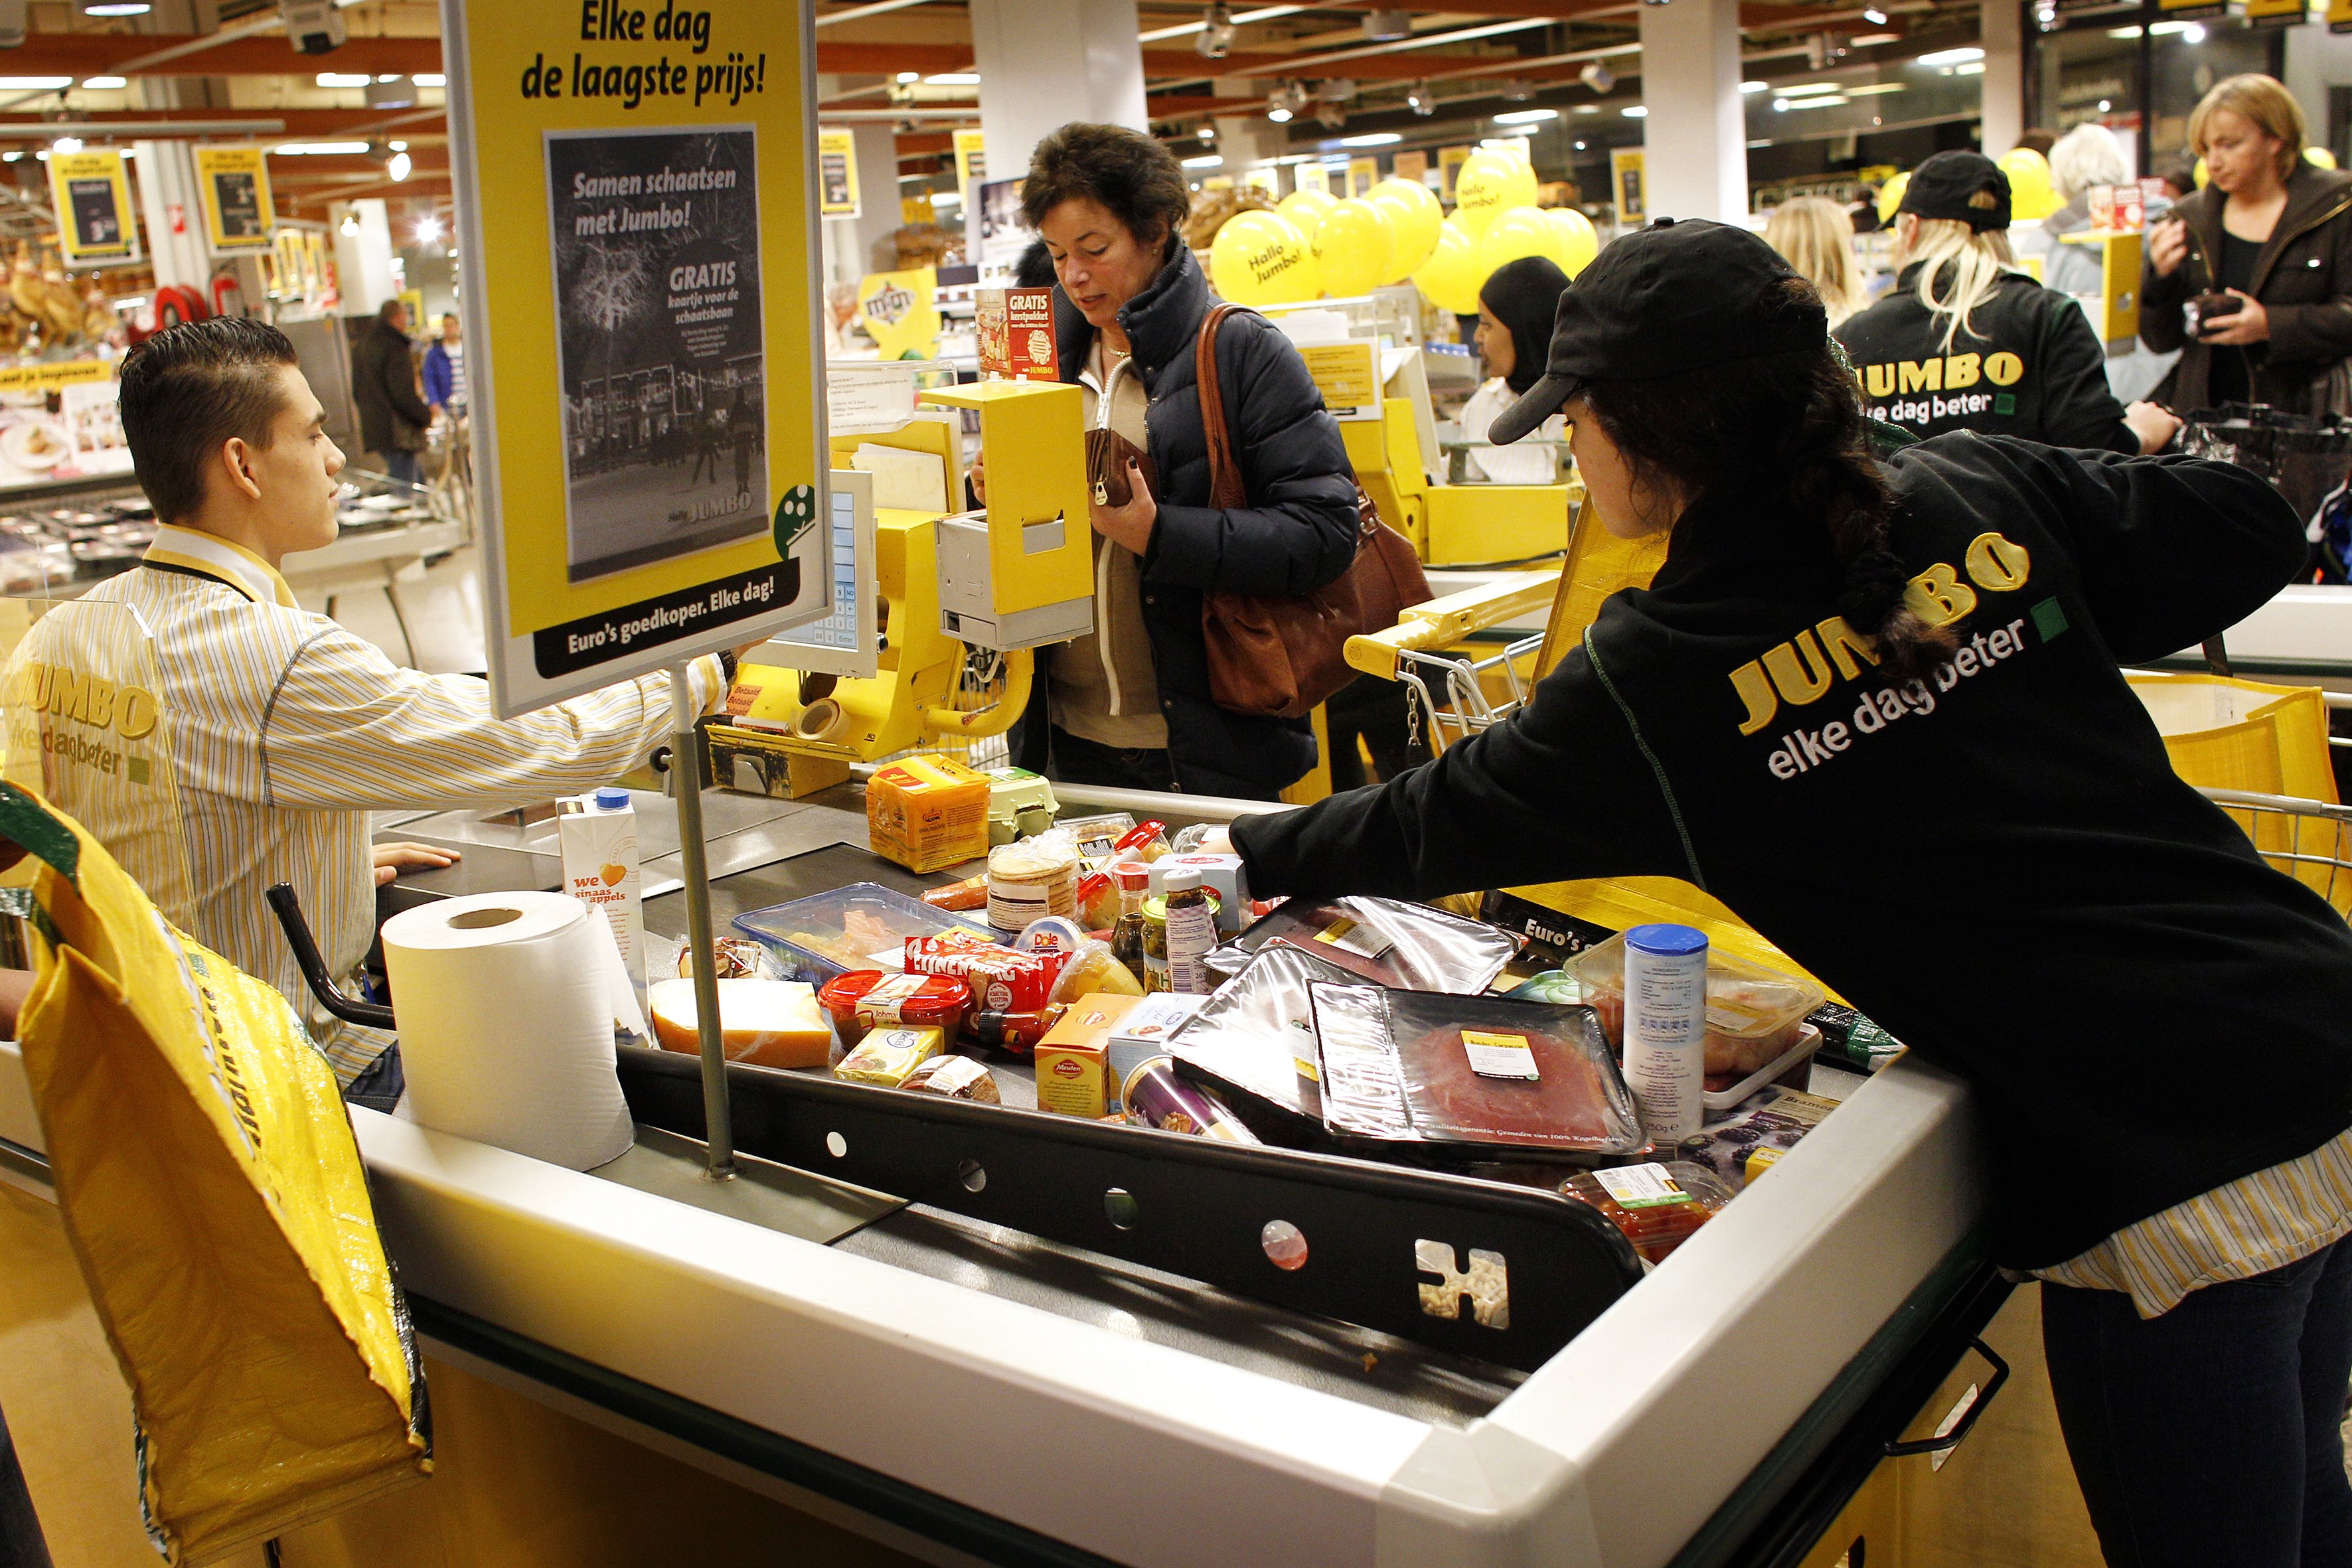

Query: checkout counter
0;767;2009;1568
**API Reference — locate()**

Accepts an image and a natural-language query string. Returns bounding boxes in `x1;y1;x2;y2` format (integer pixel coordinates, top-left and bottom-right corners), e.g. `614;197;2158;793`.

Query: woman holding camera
2144;74;2352;414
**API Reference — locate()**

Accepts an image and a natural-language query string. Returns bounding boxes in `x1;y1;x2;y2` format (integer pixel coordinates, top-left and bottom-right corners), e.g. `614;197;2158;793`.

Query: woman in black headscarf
1462;254;1570;483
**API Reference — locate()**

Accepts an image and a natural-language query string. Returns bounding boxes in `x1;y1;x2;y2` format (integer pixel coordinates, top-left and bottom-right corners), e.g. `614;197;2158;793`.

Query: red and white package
904;929;1067;1014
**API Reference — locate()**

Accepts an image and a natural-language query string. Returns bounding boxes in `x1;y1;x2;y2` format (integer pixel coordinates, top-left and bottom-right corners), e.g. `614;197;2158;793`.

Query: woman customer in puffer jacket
2144;74;2352;414
984;123;1361;800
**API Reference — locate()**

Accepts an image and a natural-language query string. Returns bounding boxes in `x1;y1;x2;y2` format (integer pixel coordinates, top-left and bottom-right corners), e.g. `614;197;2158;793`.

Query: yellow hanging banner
442;0;836;716
818;125;861;217
193;145;275;255
2333;0;2352;33
954;126;987;200
48;149;137;270
1439;145;1472;200
1348;156;1379;198
1296;161;1332;195
1612;147;1647;224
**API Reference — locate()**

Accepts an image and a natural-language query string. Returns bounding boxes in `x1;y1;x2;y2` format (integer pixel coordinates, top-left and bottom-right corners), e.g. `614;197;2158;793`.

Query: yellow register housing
916;380;1094;651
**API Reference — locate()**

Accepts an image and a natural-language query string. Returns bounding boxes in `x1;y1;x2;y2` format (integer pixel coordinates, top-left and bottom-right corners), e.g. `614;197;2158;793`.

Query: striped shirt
30;524;723;1085
2035;1126;2352;1318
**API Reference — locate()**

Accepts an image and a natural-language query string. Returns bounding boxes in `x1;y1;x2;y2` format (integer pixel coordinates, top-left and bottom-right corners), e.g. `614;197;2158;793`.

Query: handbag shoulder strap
1196;302;1248;510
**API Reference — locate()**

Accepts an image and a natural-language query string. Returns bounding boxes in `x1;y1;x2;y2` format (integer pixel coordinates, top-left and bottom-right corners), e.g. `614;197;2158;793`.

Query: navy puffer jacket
1015;244;1362;798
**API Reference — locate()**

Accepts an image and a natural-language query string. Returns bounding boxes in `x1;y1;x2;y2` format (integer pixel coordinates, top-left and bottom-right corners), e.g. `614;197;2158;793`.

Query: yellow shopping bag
0;782;427;1563
2127;671;2349;912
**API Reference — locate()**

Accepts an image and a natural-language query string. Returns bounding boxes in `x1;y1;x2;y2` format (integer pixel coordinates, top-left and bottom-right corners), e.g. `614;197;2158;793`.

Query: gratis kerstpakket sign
442;0;830;716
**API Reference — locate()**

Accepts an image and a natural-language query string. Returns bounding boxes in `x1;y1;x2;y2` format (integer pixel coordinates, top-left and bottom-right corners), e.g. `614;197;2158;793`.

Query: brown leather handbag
1195;303;1432;720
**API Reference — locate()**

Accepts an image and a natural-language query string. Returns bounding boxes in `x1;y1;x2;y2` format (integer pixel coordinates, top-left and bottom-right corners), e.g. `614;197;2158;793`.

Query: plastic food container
733;883;989;984
1308;980;1647;1158
1235;896;1521;994
1568;934;1826;1088
1563;1161;1734;1263
1168;944;1353;1125
817;970;973;1046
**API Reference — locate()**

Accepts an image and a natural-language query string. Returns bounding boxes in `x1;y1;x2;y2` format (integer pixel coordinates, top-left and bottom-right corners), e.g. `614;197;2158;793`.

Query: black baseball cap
1490;218;1828;445
1896;150;2011;232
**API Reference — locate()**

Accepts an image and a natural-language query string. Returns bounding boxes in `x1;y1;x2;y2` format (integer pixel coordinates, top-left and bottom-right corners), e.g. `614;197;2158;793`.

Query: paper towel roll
382;891;636;1170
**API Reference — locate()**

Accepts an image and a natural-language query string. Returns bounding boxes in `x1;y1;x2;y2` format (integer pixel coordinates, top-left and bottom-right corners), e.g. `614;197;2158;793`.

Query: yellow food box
867;753;992;874
1033;992;1142;1119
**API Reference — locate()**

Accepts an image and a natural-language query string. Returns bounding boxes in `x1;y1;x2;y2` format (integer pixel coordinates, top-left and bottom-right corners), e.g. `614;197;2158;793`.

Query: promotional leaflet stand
443;0;838;1177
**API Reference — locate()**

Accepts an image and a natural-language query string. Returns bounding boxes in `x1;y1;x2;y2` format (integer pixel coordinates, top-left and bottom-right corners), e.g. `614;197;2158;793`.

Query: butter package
1034;992;1142;1119
834;1025;947;1088
1106;992;1208;1113
867;753;992;873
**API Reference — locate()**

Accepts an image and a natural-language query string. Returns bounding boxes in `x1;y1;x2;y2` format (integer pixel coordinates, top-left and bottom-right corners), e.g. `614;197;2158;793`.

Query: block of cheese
648;978;832;1070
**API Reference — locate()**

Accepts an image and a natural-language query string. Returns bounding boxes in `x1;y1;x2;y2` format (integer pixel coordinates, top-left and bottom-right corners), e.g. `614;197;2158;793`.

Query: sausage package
1308;981;1646;1158
1167;945;1353;1125
1235;896;1521;994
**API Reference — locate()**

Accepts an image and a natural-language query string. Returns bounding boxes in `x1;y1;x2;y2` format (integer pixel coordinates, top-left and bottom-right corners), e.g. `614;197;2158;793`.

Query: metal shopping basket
2199;786;2352;917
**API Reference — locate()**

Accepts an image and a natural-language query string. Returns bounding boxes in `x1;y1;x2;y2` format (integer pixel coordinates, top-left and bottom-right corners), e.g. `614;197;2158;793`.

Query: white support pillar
969;0;1148;181
131;139;211;291
1980;0;2024;159
1637;0;1749;223
1211;75;1285;187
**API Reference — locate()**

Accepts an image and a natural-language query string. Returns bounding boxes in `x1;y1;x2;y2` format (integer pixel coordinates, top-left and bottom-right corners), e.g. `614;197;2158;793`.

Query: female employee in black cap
1837;149;2180;455
1211;218;2352;1567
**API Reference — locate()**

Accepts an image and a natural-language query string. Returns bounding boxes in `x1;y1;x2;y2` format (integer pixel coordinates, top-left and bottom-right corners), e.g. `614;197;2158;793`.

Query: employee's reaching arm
252;619;728;812
1963;435;2305;664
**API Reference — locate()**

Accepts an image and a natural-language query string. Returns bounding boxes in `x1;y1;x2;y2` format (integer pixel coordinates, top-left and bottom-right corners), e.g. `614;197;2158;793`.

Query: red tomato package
1308;980;1646;1158
1236;896;1520;993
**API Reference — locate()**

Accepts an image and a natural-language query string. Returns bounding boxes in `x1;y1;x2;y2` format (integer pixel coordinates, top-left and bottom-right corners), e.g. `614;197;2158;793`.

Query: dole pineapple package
0;783;428;1561
867;753;991;873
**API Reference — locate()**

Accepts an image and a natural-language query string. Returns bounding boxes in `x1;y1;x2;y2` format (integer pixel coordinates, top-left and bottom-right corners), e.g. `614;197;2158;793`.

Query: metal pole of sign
670;664;736;1181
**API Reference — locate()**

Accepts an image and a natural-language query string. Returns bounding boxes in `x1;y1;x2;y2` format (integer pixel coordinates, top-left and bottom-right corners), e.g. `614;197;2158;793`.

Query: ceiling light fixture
414;73;446;87
1862;7;1889;23
84;3;150;16
340;210;360;237
1182;152;1224;167
1338;131;1400;146
315;72;370;88
49;136;79;154
1915;46;1985;64
416;215;443;244
1494;108;1557;123
923;72;980;86
1197;121;1216;141
1741;80;1769;92
80;76;126;90
1196;2;1237;58
1622;104;1647;117
1580;60;1616;94
2183;21;2206;40
275;139;371;155
1406;78;1434;115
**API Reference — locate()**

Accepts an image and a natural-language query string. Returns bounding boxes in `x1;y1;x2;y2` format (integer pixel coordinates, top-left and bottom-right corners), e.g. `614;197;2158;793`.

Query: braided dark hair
1574;277;1952;679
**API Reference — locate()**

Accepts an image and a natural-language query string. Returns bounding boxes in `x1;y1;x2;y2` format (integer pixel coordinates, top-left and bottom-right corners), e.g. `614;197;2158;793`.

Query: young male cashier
59;319;749;1109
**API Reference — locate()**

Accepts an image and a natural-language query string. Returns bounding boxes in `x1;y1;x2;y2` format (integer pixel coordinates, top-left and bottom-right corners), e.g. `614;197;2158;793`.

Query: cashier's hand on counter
1091;459;1158;555
374;842;459;888
2126;400;2184;454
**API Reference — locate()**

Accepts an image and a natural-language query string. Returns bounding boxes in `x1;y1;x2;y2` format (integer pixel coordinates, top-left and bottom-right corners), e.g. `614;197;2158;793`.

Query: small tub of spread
817;969;971;1047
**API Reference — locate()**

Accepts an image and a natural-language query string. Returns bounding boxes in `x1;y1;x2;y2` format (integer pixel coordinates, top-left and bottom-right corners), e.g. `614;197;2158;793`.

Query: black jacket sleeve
1231;635;1687;900
2140;216;2200;355
2038;296;2139;454
378;335;431;428
1970;435;2305;663
1146;312;1362;597
2264;202;2352;366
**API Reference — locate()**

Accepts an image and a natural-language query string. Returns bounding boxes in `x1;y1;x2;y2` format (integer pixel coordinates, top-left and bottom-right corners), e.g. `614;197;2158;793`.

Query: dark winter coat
1014;244;1361;799
351;317;431;457
2141;162;2352;414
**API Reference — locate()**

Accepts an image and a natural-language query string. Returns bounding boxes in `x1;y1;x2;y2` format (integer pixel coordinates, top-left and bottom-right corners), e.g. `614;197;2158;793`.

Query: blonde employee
56;318;749;1109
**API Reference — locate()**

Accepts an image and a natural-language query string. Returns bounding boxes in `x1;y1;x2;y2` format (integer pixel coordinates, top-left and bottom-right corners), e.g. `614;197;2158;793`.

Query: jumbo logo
16;661;159;739
1854;351;2023;398
1731;532;2031;736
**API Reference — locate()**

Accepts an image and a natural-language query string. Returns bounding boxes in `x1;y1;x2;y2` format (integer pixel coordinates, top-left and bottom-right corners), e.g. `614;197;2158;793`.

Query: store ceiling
0;0;1984;215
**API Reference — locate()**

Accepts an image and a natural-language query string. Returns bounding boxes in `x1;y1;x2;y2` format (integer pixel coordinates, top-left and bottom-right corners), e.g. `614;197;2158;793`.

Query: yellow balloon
2310;145;2339;171
2195;156;2209;189
1997;146;2058;222
1210;209;1320;305
1314;197;1395;298
1453;149;1538;238
1277;188;1338;246
1412;217;1482;315
1544;206;1599;277
1474;205;1567;287
1877;169;1909;224
1368;177;1442;278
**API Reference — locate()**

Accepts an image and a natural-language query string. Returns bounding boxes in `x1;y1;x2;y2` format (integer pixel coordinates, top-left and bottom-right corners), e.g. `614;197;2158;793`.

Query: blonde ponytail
1900;216;2017;354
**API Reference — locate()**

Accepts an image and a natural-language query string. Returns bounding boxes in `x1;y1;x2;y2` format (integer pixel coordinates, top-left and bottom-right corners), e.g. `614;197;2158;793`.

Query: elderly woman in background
2146;74;2352;414
990;123;1361;800
1763;196;1868;328
2042;121;2179;403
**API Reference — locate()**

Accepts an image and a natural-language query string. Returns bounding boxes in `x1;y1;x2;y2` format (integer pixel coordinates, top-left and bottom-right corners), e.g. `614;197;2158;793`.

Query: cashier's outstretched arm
1231;641;1687;902
250;621;729;812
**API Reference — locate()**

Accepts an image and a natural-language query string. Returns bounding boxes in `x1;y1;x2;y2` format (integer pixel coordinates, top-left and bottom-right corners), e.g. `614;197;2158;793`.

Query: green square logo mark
1994;392;2017;416
2031;597;2069;642
127;755;149;786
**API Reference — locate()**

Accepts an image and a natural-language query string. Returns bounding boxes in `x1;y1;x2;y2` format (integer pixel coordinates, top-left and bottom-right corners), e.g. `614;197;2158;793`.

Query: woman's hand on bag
2149;216;2189;278
374;841;458;888
1089;457;1157;554
2125;400;2183;454
2199;289;2270;345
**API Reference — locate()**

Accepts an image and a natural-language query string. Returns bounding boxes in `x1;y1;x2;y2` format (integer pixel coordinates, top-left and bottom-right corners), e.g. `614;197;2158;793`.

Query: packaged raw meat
1308;982;1646;1158
1235;897;1521;994
1168;945;1352;1124
1569;933;1827;1087
817;969;972;1047
1676;1085;1839;1188
1562;1161;1733;1263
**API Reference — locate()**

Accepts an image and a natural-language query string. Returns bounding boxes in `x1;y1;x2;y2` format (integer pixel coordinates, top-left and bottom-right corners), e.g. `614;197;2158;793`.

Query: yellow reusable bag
2126;670;2349;912
0;781;427;1563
